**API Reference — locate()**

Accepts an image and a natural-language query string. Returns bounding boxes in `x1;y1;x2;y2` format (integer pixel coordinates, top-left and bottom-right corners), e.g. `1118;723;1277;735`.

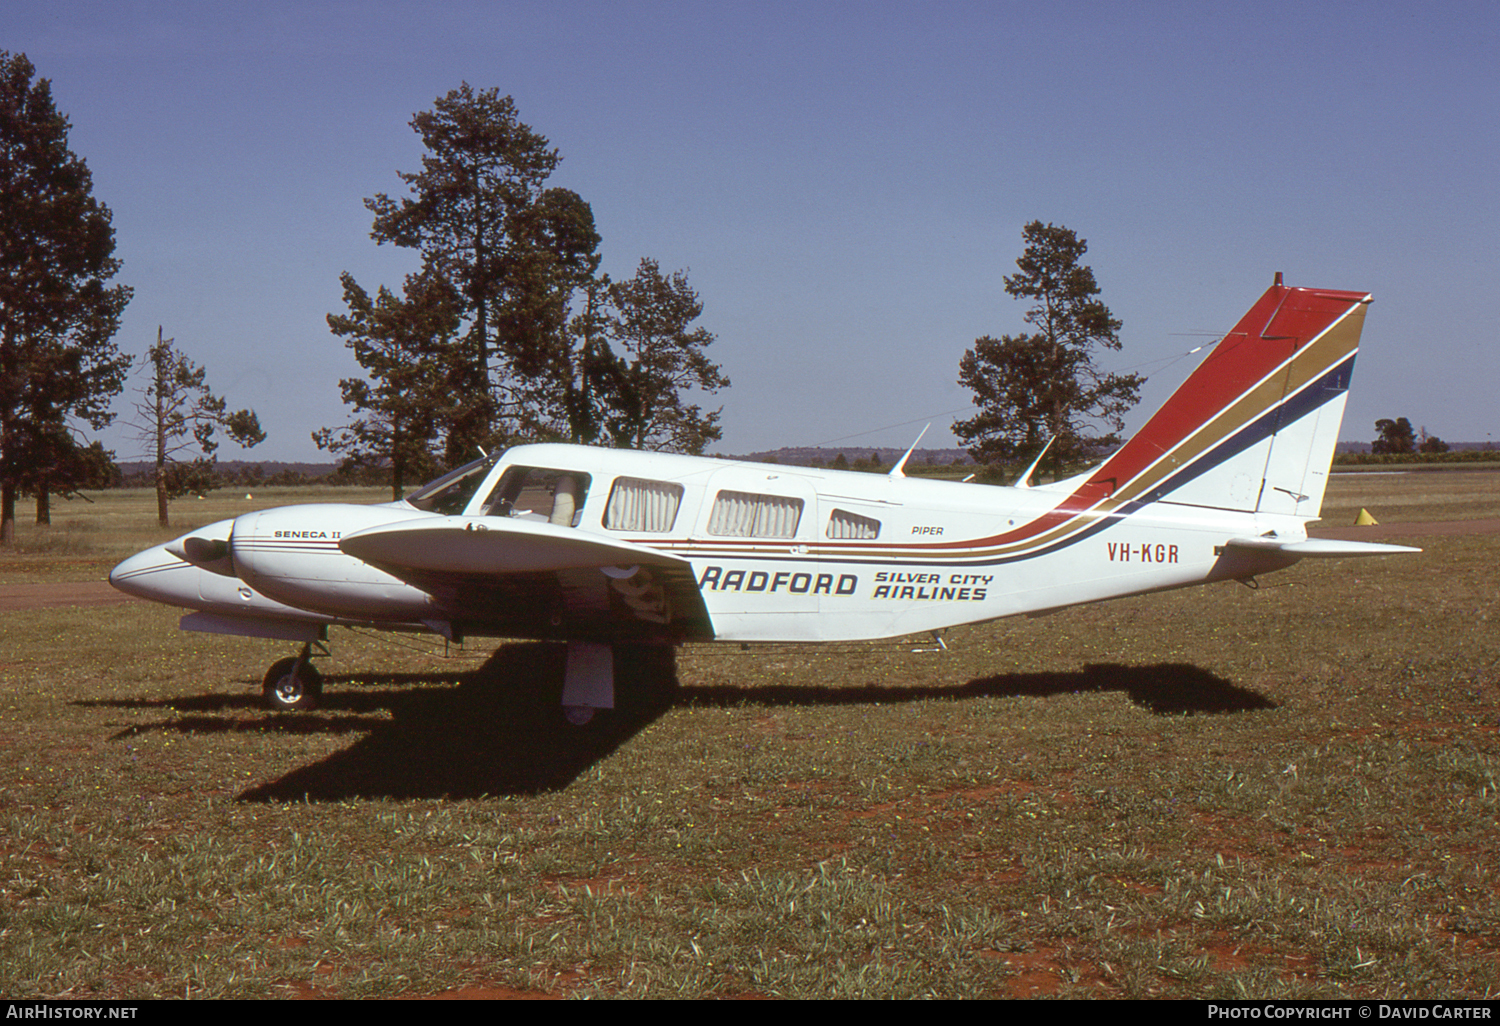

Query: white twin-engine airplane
112;277;1416;720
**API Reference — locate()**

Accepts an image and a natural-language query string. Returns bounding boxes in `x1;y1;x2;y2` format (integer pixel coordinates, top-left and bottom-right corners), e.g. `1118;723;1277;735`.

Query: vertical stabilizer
1073;281;1370;520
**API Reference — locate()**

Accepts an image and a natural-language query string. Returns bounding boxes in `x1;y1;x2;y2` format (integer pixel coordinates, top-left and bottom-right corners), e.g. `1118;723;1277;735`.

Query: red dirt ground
0;580;138;611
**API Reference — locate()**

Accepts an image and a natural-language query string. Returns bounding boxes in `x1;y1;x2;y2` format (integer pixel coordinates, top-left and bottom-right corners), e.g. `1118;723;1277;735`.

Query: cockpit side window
479;467;592;527
405;456;497;515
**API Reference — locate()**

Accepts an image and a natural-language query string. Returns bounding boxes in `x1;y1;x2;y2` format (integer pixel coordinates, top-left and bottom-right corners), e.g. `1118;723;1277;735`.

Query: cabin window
479;467;592;527
706;490;804;538
826;509;880;540
603;477;684;533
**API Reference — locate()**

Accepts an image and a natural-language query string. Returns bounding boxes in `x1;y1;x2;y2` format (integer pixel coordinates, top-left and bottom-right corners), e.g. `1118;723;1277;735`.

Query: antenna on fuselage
1013;437;1055;489
888;424;930;479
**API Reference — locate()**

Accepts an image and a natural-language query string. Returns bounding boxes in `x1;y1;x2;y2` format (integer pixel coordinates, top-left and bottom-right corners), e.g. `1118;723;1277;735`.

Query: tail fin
1077;278;1370;520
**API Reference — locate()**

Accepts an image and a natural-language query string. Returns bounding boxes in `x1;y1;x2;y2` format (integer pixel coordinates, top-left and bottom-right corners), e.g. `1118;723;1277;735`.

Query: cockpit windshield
405;456;497;516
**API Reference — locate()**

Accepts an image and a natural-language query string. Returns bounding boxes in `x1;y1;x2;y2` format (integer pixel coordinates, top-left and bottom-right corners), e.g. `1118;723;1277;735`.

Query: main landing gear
263;643;324;711
254;639;676;722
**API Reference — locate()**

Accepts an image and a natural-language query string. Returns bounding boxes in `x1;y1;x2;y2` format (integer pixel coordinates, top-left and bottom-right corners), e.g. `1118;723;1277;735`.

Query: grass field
0;473;1496;998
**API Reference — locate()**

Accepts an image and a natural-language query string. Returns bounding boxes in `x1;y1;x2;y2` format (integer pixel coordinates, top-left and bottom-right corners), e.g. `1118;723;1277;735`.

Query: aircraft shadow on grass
88;643;1274;801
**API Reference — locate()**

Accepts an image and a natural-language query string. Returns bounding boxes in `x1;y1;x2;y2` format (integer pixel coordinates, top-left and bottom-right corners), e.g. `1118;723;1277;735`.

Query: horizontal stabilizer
1222;537;1420;558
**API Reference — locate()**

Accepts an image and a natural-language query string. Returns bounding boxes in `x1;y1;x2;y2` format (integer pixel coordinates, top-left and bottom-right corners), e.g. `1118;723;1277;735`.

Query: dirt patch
0;581;138;611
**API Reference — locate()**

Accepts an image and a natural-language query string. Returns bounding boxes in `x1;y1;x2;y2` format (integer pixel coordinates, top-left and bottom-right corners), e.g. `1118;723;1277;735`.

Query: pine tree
360;84;600;462
133;329;265;527
0;52;132;543
954;222;1142;479
316;271;459;499
327;86;728;471
600;259;729;454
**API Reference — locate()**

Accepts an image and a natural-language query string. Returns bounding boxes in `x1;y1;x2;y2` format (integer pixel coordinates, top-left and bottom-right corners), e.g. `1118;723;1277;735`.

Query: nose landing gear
263;643;324;711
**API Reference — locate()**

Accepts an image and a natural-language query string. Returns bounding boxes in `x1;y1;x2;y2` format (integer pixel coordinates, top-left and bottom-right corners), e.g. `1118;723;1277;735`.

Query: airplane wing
338;516;715;643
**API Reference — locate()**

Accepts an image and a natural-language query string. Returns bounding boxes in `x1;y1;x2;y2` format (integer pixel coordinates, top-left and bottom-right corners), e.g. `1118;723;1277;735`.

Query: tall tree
17;413;118;524
501;189;610;445
330;86;729;470
600;258;729;453
954;222;1143;479
315;271;459;499
509;259;729;452
133;329;265;527
0;52;132;544
360;84;601;462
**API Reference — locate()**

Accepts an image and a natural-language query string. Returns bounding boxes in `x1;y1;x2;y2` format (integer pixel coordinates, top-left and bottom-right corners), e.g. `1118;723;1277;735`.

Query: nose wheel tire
563;705;597;726
263;657;323;711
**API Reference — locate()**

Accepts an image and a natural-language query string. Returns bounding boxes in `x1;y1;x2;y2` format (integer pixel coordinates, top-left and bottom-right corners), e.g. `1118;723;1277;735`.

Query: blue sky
10;0;1498;462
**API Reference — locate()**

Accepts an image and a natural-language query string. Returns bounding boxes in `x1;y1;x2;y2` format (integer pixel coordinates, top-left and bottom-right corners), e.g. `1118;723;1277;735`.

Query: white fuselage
112;443;1303;646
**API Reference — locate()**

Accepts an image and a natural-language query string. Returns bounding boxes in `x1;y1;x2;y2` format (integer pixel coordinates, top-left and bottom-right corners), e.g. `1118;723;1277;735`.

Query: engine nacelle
230;504;442;621
110;519;331;624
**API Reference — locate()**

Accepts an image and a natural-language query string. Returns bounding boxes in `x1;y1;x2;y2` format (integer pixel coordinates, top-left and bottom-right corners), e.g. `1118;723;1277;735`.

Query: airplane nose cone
109;545;201;606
